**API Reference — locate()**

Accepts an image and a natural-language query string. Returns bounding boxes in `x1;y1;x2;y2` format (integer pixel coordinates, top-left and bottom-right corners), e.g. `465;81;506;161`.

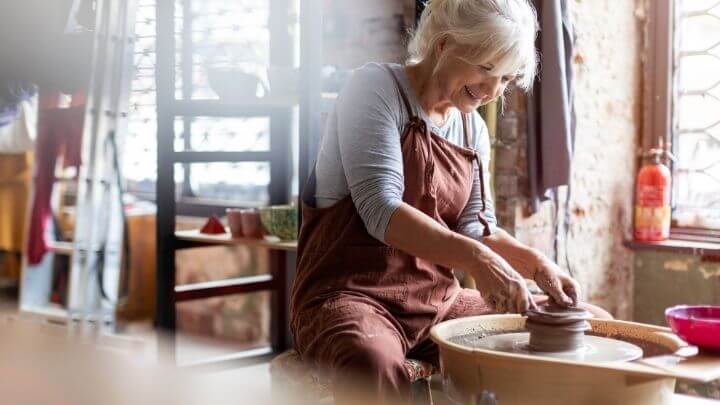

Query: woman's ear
435;36;448;57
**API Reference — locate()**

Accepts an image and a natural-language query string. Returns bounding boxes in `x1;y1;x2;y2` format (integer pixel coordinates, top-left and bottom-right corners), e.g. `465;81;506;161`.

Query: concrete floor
0;287;274;401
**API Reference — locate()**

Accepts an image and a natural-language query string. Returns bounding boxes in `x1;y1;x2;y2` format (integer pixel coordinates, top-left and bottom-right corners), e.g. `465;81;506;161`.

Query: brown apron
290;66;493;399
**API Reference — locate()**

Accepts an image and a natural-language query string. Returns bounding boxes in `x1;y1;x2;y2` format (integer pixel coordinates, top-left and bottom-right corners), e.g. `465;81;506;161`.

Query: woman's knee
338;332;406;374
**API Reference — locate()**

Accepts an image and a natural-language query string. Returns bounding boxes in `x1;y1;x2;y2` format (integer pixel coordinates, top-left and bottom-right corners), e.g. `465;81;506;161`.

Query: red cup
226;208;244;238
239;208;264;239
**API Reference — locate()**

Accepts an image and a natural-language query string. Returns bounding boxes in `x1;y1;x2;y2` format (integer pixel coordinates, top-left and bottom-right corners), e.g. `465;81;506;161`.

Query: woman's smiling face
433;48;517;113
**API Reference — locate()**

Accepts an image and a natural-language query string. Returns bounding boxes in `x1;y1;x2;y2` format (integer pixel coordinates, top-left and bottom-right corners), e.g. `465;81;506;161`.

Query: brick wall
495;0;644;319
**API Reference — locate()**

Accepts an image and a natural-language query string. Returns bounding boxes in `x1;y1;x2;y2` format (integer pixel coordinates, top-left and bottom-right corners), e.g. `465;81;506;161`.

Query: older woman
291;0;610;401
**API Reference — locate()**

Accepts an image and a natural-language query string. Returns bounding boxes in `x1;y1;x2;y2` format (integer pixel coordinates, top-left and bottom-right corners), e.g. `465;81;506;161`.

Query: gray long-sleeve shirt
314;62;497;243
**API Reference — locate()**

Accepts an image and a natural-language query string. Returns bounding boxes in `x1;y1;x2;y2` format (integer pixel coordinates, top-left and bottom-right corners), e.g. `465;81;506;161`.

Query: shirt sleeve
335;64;405;244
455;113;498;239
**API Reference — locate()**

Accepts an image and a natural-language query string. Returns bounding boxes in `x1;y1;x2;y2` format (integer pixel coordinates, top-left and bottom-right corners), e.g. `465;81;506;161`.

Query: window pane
173;117;271;152
125;0;161;189
125;0;297;197
673;1;720;228
177;0;271;101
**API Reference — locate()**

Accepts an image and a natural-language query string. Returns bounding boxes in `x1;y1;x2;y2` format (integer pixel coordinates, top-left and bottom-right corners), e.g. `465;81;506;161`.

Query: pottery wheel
453;305;643;362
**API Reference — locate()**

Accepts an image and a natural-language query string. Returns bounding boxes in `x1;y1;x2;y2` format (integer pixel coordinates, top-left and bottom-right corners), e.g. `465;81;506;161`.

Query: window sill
624;238;720;260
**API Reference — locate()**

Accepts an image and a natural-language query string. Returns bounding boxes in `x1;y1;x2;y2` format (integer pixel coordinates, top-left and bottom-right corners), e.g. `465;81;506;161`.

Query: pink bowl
665;305;720;351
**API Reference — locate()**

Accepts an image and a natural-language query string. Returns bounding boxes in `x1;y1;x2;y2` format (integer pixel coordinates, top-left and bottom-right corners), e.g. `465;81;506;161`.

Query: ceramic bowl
259;205;298;241
666;305;720;351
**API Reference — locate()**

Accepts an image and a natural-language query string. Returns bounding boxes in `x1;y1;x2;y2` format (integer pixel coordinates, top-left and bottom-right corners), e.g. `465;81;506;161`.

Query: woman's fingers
490;293;533;314
563;277;581;306
528;295;539;310
515;289;531;314
535;269;573;307
477;255;538;314
550;285;573;307
488;293;508;313
487;281;534;314
509;279;532;314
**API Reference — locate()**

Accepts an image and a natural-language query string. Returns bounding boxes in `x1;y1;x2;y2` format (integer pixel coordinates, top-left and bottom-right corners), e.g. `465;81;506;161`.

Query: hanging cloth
526;0;576;209
26;90;85;265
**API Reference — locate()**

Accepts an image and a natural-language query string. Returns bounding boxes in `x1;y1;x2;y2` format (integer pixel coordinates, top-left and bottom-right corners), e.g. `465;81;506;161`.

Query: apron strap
384;65;487;220
301;164;319;208
462;112;472;149
463;113;488;213
384;65;435;170
475;151;487;212
383;65;416;119
471;114;491;235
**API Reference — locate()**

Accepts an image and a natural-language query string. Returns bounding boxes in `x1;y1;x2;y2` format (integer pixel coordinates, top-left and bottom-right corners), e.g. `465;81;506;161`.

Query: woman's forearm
384;202;498;275
481;228;546;279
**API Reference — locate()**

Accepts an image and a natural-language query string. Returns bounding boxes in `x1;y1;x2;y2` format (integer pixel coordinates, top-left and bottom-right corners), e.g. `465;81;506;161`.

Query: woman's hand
470;251;537;314
532;258;581;307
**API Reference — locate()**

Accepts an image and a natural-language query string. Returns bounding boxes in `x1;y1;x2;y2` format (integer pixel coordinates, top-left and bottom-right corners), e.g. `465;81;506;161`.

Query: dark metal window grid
673;0;720;230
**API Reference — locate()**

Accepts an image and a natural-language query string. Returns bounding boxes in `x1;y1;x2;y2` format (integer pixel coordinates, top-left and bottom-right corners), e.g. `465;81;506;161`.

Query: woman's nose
482;77;503;99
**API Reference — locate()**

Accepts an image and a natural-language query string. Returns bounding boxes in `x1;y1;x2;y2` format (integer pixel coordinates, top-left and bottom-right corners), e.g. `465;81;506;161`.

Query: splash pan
452;332;643;363
431;314;720;405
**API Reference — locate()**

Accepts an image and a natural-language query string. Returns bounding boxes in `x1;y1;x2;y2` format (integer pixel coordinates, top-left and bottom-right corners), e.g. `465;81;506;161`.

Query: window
671;0;720;230
125;0;297;205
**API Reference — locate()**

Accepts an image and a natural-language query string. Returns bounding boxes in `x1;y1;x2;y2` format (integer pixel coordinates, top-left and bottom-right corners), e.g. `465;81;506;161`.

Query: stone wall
496;0;644;319
634;251;720;325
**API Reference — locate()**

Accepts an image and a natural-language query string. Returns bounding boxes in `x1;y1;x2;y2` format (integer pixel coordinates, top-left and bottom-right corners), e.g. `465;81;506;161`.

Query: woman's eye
479;64;493;72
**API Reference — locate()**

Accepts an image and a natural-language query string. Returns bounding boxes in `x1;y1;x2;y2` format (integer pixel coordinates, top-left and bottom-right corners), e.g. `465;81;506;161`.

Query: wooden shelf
175;274;275;302
178;346;274;369
174;229;297;252
624;239;720;256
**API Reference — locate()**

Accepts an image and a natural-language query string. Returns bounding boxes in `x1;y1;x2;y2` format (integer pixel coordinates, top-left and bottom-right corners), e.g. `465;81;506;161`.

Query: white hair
407;0;539;90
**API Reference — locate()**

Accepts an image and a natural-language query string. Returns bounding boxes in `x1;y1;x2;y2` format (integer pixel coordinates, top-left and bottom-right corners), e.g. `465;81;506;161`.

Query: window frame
644;0;720;244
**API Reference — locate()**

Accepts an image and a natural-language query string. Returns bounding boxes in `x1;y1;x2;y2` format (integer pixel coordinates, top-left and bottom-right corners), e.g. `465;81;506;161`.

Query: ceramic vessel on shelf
241;208;264;239
666;305;720;351
227;208;264;239
207;67;268;101
226;208;244;238
259;205;298;241
267;66;298;97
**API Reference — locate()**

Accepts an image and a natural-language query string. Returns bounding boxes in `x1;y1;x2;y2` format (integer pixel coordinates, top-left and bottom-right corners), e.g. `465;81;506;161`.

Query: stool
269;349;436;404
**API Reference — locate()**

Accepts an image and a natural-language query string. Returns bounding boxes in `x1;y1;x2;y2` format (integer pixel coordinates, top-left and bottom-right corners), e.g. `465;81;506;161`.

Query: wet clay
525;305;592;352
448;329;525;347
